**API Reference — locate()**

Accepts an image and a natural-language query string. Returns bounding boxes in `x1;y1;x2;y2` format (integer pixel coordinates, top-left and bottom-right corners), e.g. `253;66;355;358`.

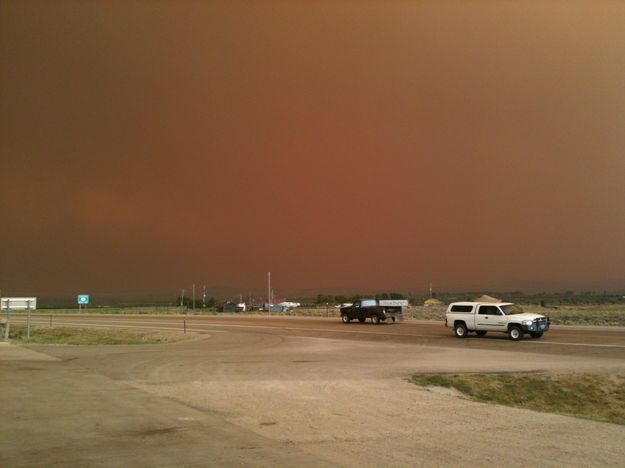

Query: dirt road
2;315;625;466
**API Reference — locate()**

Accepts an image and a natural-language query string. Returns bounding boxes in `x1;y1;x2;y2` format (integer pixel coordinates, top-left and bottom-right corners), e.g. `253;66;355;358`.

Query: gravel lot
2;317;625;466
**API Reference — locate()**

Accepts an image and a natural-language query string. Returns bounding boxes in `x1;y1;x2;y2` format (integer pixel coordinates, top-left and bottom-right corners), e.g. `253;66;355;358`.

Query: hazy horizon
2;1;625;297
5;277;625;305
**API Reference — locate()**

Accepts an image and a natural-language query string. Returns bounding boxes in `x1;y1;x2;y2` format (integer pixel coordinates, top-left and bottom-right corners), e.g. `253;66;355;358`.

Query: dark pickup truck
340;299;407;324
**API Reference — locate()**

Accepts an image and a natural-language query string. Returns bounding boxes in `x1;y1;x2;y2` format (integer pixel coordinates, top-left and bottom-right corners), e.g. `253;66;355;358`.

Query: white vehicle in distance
445;302;550;341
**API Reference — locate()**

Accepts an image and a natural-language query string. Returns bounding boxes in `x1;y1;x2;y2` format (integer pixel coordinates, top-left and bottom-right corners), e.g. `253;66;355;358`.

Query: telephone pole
267;272;271;311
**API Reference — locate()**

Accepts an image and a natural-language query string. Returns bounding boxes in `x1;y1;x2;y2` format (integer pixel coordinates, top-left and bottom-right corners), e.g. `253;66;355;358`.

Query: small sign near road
1;297;37;310
77;295;89;305
1;297;37;341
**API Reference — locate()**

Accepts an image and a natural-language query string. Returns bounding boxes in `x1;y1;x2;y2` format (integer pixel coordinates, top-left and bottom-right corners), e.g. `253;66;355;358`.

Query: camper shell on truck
340;299;407;324
445;301;550;340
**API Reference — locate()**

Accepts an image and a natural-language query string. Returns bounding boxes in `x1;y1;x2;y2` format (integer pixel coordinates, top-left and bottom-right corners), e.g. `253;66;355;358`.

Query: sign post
1;298;37;341
26;299;32;340
3;298;10;341
77;295;89;312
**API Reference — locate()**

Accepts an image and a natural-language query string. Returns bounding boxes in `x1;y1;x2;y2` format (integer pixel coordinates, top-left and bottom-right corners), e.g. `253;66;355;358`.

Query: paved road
11;313;625;360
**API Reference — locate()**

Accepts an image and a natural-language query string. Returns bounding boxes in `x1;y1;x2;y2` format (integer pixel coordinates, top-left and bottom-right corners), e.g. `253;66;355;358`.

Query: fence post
3;299;10;341
4;299;11;341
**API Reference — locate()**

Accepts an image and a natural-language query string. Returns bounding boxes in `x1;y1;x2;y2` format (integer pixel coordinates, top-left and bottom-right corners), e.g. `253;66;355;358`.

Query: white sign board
1;297;37;310
378;299;409;307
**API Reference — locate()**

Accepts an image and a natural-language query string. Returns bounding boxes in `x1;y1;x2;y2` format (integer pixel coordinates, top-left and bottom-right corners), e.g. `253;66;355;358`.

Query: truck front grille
535;317;549;330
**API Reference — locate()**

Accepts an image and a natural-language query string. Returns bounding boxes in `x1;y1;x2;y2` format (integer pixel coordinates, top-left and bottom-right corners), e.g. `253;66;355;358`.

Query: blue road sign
77;295;89;305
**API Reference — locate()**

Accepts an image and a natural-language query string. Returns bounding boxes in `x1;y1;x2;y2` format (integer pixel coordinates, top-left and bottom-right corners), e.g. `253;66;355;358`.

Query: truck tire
509;325;523;341
454;322;468;338
358;318;366;323
476;330;487;337
371;315;380;325
530;331;543;339
341;314;350;324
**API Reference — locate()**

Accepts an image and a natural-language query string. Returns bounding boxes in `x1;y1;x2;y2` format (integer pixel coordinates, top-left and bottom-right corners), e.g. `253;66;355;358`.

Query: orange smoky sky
1;1;625;298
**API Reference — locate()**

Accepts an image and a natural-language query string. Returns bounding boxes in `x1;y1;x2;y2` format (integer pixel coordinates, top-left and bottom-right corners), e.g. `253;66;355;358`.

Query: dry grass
410;372;625;425
523;304;625;326
17;303;625;326
7;325;181;345
402;304;625;326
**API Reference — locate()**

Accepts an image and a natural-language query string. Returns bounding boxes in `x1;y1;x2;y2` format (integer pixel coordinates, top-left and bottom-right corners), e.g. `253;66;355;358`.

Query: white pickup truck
445;302;550;341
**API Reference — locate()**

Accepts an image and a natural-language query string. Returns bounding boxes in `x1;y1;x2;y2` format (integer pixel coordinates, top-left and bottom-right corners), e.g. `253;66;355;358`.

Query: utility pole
180;289;185;312
429;282;433;299
1;290;6;339
26;298;32;340
202;285;206;308
192;283;195;311
268;272;271;311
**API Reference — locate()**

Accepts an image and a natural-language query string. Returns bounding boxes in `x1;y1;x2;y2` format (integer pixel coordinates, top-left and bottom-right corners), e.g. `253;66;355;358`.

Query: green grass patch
6;325;180;345
409;372;625;425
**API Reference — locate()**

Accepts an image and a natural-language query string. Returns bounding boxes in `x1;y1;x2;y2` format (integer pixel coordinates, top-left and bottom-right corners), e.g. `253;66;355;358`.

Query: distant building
222;301;247;312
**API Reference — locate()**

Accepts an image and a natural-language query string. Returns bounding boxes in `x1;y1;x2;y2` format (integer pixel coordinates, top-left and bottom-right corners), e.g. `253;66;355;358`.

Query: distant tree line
407;291;625;306
28;289;625;309
176;296;216;309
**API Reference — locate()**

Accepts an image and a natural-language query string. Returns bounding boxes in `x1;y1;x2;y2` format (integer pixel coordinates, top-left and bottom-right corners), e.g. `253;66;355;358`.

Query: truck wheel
476;330;487;337
509;326;523;341
454;322;468;338
341;315;350;324
358;318;366;323
391;316;396;323
530;331;543;339
371;315;380;325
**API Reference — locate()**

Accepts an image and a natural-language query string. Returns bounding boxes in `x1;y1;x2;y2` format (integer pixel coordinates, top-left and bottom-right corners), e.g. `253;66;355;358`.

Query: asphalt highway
10;313;625;360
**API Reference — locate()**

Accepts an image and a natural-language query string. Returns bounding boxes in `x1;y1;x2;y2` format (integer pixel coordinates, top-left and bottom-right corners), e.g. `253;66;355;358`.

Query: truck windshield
500;304;524;315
